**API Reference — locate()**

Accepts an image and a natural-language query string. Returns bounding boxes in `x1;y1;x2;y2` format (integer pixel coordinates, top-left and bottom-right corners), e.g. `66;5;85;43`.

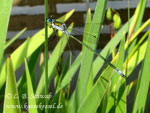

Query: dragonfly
47;16;125;78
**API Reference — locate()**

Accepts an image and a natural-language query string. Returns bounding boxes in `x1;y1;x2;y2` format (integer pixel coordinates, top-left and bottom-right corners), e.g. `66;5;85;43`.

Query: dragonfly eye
47;18;51;23
47;16;56;23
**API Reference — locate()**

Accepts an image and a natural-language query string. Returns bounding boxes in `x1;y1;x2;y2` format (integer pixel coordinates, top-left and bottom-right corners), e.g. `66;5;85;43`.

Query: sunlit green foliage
0;0;150;113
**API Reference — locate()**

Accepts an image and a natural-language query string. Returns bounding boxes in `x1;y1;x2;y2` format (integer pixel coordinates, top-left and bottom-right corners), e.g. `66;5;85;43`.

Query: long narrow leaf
73;0;108;111
124;40;148;76
128;0;147;54
132;32;150;113
5;28;27;49
17;46;42;106
25;59;38;113
106;34;126;113
77;60;118;113
0;0;13;68
56;52;82;93
3;57;21;113
83;9;93;97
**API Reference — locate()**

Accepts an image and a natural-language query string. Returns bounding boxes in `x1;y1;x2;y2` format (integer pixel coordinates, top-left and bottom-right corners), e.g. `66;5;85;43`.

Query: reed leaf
3;57;21;113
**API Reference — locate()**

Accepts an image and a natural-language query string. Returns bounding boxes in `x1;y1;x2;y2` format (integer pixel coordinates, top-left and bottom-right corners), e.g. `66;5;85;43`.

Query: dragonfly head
47;16;55;23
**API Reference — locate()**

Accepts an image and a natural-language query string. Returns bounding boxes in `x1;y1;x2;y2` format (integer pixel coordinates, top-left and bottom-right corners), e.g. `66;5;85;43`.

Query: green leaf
73;0;108;111
83;9;93;97
3;57;21;113
144;91;150;112
5;28;27;49
17;46;42;106
54;53;70;90
125;40;148;76
55;90;67;113
82;8;92;51
17;46;42;91
77;60;117;113
126;29;150;62
56;52;82;93
56;9;75;23
48;92;60;113
114;39;126;113
126;79;137;96
0;0;13;69
106;34;126;113
39;52;44;77
132;32;150;113
97;88;109;113
25;59;38;113
111;33;125;89
60;53;71;81
128;1;142;39
128;0;147;54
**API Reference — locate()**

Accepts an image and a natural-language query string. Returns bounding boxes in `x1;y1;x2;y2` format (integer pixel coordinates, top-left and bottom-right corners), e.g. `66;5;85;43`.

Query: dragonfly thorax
61;23;67;30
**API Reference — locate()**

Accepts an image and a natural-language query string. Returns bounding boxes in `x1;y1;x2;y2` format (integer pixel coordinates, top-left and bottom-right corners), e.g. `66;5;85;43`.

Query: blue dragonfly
47;16;125;78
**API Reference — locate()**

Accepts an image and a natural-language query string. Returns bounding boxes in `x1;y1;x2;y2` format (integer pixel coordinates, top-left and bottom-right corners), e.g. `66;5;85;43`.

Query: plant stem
44;0;48;112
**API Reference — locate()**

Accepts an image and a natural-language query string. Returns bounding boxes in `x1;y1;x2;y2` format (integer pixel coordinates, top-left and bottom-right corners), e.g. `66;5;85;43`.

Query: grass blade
82;8;91;51
73;0;108;111
132;32;150;113
106;34;126;113
5;28;27;49
124;40;148;76
56;9;75;23
17;46;42;106
0;0;13;69
83;9;93;96
39;52;44;77
25;59;38;113
128;0;147;54
3;57;21;113
77;60;117;113
56;52;82;93
44;0;49;112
